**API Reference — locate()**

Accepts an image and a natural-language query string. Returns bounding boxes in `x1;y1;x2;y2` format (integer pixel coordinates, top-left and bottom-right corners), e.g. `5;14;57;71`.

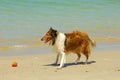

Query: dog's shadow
44;61;96;67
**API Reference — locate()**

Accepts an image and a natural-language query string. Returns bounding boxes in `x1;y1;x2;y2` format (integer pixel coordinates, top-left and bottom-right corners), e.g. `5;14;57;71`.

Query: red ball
11;62;18;67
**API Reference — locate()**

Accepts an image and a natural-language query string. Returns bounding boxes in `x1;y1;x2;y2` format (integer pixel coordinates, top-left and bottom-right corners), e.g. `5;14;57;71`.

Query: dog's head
41;27;57;45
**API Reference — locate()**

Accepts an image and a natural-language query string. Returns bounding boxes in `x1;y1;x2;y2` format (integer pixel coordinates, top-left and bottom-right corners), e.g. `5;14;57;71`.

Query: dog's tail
90;38;96;48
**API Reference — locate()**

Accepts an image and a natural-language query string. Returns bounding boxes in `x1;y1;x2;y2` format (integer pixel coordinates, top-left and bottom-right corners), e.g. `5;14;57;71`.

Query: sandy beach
0;49;120;80
0;0;120;80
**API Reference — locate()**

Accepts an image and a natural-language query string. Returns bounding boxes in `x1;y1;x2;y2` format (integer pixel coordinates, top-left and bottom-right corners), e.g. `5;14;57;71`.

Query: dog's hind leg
84;53;89;64
75;53;81;64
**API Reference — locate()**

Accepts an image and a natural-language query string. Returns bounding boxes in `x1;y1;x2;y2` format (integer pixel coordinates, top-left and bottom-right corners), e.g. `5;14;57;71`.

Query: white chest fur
52;32;66;53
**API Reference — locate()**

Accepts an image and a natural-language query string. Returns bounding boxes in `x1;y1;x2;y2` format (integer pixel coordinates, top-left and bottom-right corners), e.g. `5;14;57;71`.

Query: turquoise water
0;0;120;55
0;0;120;38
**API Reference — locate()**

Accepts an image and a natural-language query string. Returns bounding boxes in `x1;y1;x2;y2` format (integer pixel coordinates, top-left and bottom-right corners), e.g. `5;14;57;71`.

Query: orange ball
11;62;18;67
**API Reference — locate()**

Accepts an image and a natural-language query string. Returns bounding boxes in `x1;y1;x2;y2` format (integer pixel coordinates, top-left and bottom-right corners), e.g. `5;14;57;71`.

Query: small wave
13;45;29;48
0;44;40;51
94;37;120;42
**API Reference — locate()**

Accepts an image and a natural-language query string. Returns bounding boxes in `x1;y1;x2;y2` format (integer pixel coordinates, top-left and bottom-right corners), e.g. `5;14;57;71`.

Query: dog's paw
57;66;63;69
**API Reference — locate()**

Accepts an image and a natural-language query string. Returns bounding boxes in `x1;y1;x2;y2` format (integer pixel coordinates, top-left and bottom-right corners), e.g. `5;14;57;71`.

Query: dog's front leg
53;53;59;65
58;52;66;69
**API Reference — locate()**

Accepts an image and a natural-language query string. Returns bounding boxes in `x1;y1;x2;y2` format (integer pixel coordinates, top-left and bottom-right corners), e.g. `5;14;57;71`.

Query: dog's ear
51;30;57;38
50;27;53;30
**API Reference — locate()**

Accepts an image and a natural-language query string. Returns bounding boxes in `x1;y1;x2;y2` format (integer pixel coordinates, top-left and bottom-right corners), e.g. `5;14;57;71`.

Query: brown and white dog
41;27;96;68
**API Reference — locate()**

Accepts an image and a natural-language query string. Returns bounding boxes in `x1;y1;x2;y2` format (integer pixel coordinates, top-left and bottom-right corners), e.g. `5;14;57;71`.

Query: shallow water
0;0;120;38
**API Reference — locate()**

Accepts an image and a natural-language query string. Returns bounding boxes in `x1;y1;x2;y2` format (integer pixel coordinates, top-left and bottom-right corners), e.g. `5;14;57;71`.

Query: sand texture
0;50;120;80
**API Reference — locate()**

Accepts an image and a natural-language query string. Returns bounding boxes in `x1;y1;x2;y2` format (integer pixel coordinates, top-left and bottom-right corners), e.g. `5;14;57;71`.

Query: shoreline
0;36;120;56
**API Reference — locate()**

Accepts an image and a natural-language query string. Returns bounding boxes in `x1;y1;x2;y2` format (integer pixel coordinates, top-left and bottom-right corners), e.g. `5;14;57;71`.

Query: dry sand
0;50;120;80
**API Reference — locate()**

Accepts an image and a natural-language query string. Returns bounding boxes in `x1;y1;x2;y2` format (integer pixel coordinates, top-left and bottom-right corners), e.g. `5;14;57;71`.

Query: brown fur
64;31;95;63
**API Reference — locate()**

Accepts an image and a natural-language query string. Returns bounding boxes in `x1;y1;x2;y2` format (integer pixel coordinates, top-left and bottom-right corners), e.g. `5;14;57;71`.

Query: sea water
0;0;120;55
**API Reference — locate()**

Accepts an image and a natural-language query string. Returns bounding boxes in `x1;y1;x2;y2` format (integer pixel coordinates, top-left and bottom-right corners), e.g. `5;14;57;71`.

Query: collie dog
41;27;96;68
